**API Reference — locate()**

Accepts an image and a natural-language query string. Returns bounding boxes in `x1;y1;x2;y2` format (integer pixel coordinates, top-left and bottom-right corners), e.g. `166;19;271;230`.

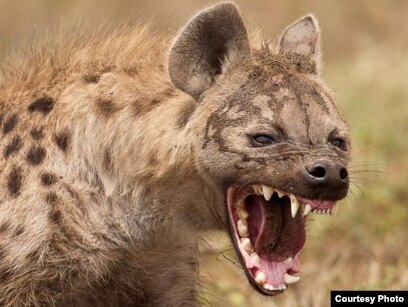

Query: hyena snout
305;160;349;192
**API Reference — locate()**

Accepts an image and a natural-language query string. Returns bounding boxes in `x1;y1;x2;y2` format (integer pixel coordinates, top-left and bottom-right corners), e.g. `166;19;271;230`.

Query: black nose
305;161;349;188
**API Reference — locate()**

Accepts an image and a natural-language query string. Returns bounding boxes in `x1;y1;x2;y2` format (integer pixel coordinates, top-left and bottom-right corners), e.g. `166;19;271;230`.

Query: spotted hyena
0;2;350;306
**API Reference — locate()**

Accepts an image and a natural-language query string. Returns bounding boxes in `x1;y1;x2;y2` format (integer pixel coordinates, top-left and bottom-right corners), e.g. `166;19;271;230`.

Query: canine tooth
237;207;249;220
261;185;274;201
290;195;299;218
331;205;337;216
250;253;260;263
284;257;293;265
284;273;300;284
255;271;266;285
303;204;312;216
237;221;248;237
241;238;253;252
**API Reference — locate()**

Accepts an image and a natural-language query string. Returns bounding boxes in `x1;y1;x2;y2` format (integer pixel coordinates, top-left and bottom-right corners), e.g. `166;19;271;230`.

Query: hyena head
169;3;350;295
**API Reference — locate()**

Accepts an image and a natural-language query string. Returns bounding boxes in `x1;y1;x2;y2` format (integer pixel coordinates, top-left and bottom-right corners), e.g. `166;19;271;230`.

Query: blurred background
1;0;407;306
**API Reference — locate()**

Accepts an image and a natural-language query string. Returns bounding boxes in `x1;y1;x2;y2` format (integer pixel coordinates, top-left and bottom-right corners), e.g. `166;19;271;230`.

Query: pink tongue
247;195;306;262
258;254;301;286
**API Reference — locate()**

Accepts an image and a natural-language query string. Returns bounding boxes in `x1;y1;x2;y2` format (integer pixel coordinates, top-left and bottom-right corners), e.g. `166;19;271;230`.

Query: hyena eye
251;134;276;147
330;138;346;150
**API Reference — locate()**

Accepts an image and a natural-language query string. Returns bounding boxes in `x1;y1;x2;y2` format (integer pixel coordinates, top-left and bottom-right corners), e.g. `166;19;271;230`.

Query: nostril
339;167;348;180
308;166;326;179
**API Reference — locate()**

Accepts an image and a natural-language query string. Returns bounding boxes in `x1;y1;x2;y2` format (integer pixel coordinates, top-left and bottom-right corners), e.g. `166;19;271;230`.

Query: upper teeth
331;205;337;216
303;204;312;216
250;185;338;218
312;206;337;216
261;185;274;201
276;190;285;198
289;195;299;218
252;185;303;218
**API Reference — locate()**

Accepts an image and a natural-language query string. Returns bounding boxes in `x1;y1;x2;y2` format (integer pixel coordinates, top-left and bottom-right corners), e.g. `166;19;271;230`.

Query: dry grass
1;1;407;306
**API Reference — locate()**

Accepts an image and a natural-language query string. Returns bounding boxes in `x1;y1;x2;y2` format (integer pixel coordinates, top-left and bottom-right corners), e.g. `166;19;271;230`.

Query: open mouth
227;184;337;295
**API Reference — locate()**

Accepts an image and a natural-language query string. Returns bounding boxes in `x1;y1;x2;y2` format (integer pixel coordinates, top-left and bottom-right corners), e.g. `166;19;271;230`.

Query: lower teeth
263;283;287;291
241;238;254;252
255;271;266;284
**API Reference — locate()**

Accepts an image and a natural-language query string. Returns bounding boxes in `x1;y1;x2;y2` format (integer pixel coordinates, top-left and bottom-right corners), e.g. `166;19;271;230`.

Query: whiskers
347;160;388;200
217;246;242;269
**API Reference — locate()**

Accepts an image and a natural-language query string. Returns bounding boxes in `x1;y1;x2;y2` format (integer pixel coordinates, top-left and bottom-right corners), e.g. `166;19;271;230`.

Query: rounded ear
279;15;321;74
168;2;251;100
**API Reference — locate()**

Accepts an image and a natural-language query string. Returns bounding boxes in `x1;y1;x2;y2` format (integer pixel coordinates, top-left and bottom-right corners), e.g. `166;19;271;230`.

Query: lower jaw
227;184;338;295
231;225;301;294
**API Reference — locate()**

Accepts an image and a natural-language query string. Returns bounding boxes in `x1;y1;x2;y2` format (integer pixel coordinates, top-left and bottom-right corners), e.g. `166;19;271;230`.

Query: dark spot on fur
4;135;22;157
132;87;176;117
54;131;70;152
48;208;61;225
28;96;55;114
124;66;139;76
7;167;22;197
25;250;39;262
26;146;46;165
2;114;17;134
148;155;158;167
30;127;44;140
96;99;119;117
83;74;100;83
0;221;11;233
46;192;61;224
103;150;113;172
177;103;196;128
41;172;57;186
0;265;13;282
14;225;25;236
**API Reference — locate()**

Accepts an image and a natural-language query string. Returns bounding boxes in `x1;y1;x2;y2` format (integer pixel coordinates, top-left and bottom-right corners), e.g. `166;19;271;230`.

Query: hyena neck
54;71;222;234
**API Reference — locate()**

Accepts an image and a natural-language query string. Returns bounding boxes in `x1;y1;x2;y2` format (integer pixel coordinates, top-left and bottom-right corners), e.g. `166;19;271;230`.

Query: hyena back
0;3;350;306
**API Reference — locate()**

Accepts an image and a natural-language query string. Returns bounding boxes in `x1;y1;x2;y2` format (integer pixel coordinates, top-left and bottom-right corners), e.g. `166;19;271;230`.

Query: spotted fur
0;2;349;306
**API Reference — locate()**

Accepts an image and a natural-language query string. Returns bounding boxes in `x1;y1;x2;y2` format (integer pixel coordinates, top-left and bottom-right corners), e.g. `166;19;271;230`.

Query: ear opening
168;2;251;99
279;15;321;74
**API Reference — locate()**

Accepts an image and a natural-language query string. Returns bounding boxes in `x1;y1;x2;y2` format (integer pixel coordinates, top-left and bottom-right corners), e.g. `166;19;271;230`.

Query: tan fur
0;3;350;306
